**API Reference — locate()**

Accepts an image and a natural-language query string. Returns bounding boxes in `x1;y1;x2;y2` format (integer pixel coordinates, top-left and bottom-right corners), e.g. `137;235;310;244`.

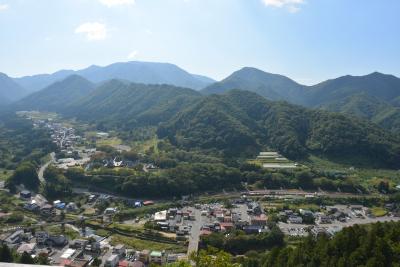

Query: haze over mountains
0;73;27;105
3;61;215;98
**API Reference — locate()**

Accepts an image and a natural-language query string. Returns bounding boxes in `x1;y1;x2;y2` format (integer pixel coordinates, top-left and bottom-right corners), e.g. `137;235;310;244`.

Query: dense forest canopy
159;90;400;168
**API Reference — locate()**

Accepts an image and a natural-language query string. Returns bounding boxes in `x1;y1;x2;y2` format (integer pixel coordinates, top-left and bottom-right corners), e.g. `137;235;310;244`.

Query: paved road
38;152;56;184
187;208;203;256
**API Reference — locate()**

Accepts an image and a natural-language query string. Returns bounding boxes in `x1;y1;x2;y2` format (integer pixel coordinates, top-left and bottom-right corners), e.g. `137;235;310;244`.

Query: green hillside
305;72;400;106
65;80;201;129
158;90;400;168
322;93;400;132
12;75;95;111
202;67;306;104
9;75;400;168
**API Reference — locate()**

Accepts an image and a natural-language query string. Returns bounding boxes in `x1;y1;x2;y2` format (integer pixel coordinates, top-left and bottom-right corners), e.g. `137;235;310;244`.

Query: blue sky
0;0;399;84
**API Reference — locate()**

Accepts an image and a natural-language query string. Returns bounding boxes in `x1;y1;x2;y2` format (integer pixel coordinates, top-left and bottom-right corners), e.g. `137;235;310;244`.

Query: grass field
131;137;159;154
305;155;400;188
47;225;80;240
97;137;123;147
370;207;388;217
111;234;186;252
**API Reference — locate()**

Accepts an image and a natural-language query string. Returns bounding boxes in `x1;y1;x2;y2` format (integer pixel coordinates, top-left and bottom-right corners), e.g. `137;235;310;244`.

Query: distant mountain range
0;73;26;105
8;75;400;168
7;61;215;97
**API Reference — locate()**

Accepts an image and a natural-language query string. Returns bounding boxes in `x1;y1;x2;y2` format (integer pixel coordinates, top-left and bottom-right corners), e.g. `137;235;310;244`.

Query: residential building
288;216;303;224
113;244;126;256
17;243;36;254
20;190;31;199
138;250;150;263
150;251;163;265
105;255;119;267
251;214;268;226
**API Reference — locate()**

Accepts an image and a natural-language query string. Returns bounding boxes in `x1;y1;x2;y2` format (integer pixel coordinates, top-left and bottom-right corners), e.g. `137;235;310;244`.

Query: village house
251;214;268;226
149;251;163;265
288;215;303;224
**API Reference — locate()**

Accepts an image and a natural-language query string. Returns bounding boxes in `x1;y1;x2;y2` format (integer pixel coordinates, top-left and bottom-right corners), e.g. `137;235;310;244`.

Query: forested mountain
11;75;95;111
13;61;215;93
305;72;400;107
158;90;400;168
203;69;400;132
9;71;400;168
64;80;202;129
0;73;27;105
322;93;400;132
202;67;306;103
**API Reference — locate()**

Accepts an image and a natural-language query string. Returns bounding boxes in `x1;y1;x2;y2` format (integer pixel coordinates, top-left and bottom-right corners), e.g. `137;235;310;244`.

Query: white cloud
0;4;9;11
127;50;138;59
99;0;135;7
75;22;107;41
262;0;305;12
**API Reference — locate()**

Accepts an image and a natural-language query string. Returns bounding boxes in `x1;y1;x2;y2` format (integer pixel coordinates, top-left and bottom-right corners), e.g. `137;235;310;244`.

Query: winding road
38;152;56;184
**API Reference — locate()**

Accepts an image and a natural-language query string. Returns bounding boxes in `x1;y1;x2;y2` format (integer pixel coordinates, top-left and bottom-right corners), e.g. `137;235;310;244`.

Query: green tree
19;252;34;264
91;257;102;266
7;161;40;191
0;244;13;262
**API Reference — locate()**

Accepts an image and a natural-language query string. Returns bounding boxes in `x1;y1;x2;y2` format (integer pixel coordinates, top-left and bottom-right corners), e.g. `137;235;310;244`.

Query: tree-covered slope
203;68;400;132
0;73;27;105
65;80;202;129
322;93;400;132
158;90;400;168
202;67;306;103
305;72;400;107
11;75;95;112
262;221;400;267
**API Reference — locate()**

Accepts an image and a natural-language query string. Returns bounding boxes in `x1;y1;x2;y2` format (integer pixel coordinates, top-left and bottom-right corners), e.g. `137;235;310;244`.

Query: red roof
220;222;234;227
143;201;154;205
119;260;129;267
252;214;268;221
60;259;72;266
200;230;212;236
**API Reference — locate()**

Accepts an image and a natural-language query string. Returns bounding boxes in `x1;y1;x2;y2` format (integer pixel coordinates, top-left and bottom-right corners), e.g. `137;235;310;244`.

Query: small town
0;111;398;266
1;182;400;267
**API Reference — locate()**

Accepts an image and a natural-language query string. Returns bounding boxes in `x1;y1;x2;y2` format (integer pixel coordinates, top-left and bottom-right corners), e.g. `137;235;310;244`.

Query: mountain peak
201;67;305;104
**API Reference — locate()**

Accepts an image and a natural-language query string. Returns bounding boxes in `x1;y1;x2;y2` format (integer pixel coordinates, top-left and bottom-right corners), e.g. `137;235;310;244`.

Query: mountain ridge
12;61;216;93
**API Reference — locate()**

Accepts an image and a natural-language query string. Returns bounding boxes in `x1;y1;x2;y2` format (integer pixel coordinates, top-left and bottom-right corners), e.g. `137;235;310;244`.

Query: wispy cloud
99;0;135;7
262;0;305;13
75;22;107;41
127;50;138;59
0;3;9;11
